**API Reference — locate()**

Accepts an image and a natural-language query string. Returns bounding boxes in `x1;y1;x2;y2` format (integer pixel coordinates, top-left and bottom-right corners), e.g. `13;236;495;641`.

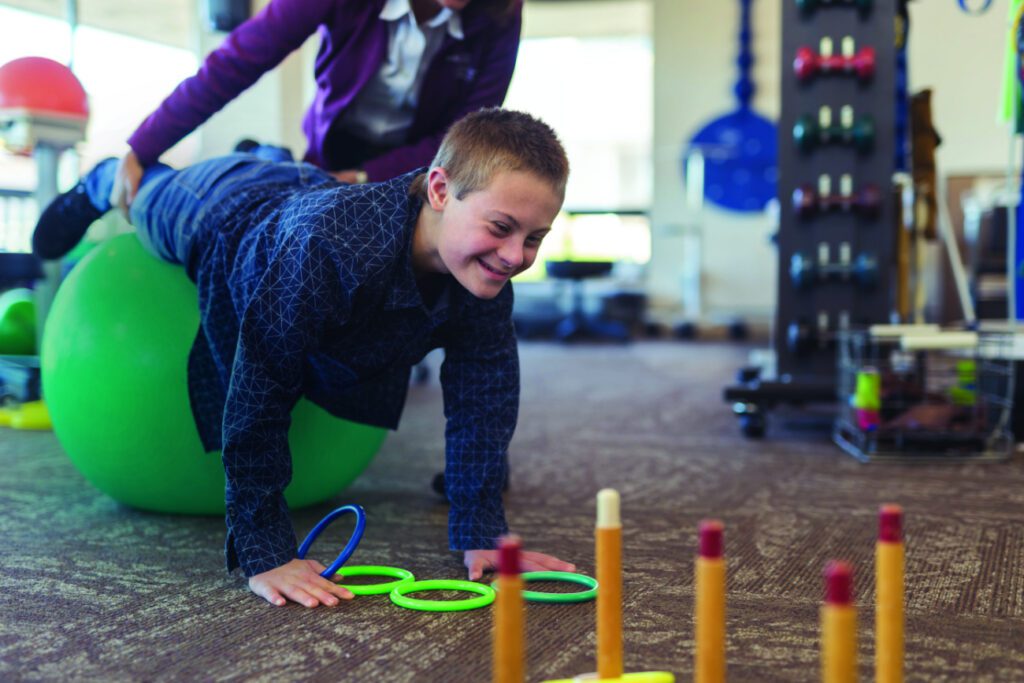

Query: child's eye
525;234;545;246
492;221;512;234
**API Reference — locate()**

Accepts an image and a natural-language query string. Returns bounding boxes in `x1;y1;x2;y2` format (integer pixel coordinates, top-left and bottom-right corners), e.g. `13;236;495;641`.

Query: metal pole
33;144;62;348
66;0;78;70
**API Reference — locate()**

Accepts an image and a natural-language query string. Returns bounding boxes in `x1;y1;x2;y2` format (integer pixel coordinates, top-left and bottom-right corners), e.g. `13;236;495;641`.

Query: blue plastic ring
296;504;367;578
958;0;993;14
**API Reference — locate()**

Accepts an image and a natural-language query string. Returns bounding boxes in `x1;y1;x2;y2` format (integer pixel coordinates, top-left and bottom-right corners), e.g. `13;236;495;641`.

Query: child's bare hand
248;558;355;608
464;548;576;581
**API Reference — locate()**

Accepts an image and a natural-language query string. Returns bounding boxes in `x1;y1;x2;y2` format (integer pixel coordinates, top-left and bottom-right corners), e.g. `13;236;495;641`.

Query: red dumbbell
792;181;882;219
793;45;875;83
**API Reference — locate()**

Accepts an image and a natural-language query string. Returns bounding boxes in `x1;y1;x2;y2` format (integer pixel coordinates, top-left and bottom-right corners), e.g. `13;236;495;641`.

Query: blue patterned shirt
183;168;515;576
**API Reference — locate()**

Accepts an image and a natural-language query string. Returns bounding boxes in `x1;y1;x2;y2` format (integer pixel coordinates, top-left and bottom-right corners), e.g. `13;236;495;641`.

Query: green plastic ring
512;571;599;603
389;579;496;612
332;565;415;595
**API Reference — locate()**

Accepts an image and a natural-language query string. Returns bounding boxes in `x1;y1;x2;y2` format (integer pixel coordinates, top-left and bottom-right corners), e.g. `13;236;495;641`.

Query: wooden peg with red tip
493;534;525;683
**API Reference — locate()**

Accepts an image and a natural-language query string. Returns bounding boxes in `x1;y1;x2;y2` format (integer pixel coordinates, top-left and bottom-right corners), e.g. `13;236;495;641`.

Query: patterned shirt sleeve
222;233;346;576
439;286;518;551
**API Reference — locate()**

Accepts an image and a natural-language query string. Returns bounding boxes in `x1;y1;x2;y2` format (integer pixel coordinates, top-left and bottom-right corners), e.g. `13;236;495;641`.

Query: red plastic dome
0;56;88;120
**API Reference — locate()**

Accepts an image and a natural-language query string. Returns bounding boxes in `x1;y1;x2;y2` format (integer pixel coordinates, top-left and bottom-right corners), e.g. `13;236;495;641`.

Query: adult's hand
331;169;367;184
110;150;144;220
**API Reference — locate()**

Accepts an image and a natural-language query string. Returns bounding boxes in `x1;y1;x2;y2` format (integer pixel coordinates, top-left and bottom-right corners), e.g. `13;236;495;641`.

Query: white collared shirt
340;0;464;147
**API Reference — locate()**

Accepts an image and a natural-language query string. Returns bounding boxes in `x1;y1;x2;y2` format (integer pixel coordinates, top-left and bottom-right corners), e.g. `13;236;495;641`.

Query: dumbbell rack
724;0;898;437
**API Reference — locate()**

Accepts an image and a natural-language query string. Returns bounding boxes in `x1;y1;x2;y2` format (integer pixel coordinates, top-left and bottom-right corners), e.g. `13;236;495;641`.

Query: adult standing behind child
32;0;522;260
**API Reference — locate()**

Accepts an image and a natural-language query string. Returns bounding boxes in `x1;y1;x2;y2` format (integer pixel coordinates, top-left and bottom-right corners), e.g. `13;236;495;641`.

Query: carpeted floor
2;341;1022;682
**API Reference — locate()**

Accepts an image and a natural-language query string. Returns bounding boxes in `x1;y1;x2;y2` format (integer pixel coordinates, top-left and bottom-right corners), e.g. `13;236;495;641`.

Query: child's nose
497;241;524;269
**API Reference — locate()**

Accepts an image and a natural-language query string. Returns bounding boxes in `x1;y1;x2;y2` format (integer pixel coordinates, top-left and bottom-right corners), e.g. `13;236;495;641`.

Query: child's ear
426;167;451;211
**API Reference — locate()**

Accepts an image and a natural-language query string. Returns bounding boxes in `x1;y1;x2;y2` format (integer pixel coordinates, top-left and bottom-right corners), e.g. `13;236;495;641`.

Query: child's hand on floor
464;548;576;581
248;558;355;608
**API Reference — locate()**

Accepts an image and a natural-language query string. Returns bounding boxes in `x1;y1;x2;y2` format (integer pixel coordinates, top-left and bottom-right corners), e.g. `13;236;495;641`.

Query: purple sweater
127;0;522;181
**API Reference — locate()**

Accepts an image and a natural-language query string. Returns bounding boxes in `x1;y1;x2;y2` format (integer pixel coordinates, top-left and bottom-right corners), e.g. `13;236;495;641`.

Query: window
0;6;198;250
503;6;653;280
505;35;652;212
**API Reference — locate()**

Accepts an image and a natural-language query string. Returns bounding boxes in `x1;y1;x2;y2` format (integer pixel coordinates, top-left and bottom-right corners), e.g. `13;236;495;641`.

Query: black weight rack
724;0;899;437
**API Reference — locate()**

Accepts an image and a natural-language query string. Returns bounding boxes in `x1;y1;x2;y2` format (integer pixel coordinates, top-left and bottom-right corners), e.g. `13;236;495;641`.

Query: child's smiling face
429;169;562;299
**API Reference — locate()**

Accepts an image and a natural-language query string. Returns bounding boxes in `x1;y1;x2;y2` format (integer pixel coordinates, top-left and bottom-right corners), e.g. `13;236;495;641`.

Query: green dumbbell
795;0;873;18
793;113;874;154
790;252;878;289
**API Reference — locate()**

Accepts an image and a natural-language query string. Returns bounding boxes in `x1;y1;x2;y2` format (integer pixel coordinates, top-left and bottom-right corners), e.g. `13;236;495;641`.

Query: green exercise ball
41;234;386;515
0;288;36;355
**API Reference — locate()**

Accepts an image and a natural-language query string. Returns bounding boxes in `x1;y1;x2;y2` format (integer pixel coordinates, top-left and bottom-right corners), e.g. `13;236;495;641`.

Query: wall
522;0;650;37
906;0;1018;175
651;0;780;327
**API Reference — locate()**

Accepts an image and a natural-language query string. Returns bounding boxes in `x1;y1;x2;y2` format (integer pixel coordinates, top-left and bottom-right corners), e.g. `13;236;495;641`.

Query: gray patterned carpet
2;341;1023;682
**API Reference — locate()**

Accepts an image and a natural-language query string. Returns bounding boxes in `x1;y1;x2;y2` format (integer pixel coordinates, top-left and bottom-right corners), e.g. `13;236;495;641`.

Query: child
33;108;575;607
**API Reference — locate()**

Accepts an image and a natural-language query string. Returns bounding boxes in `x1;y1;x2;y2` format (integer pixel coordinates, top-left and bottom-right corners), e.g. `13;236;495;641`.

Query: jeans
85;150;335;265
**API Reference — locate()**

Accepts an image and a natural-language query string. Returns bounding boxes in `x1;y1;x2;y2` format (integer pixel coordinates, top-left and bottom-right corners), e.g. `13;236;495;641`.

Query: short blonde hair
410;108;569;202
